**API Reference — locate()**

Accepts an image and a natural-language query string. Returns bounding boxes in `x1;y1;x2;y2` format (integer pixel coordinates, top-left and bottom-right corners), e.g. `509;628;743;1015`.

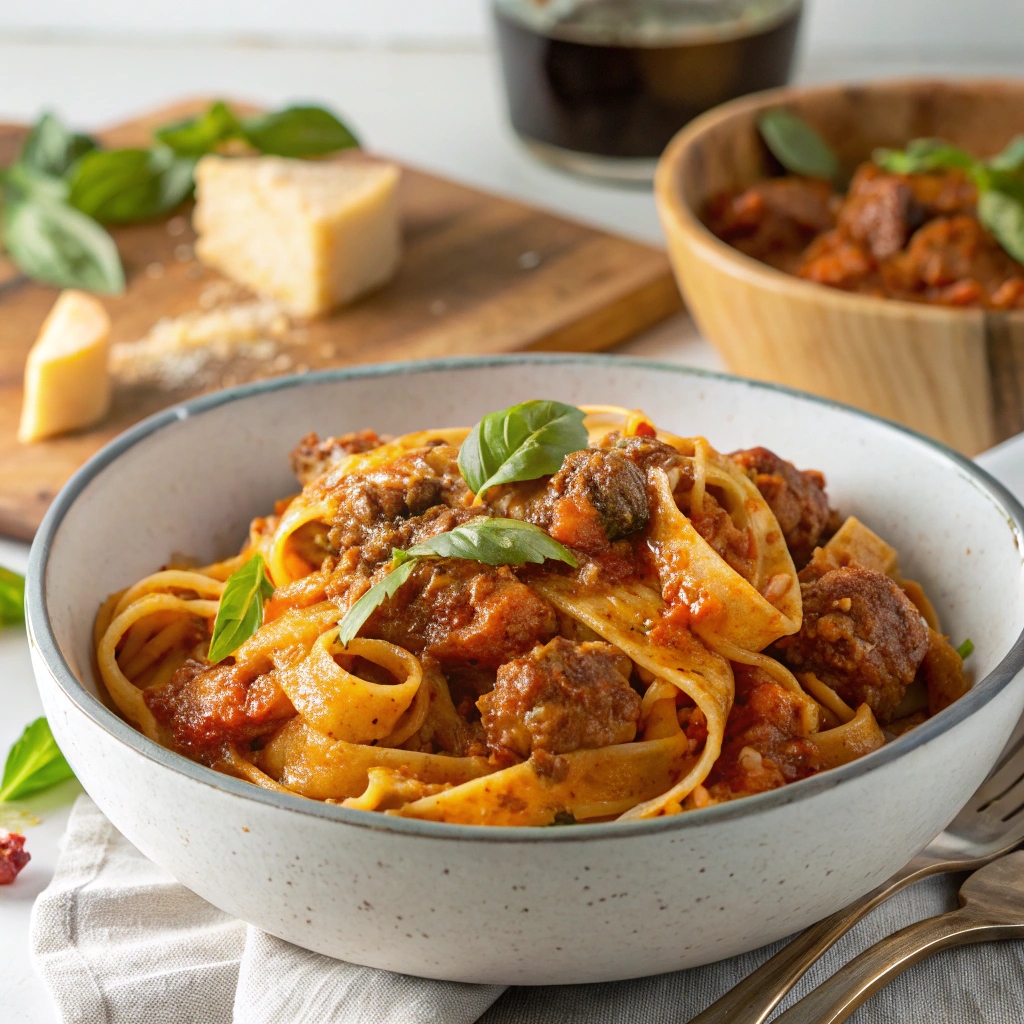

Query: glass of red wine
493;0;804;185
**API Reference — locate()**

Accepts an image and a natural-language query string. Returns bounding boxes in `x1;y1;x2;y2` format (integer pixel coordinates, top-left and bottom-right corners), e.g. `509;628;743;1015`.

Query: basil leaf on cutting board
207;554;275;663
155;100;243;157
0;567;25;627
337;518;577;647
242;106;360;157
1;161;70;204
757;109;840;181
20;112;97;178
0;718;75;803
2;197;125;293
458;400;588;500
68;147;194;223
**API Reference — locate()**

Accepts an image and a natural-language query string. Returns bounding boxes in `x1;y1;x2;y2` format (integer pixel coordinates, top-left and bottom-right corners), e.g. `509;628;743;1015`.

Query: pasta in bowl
94;401;970;827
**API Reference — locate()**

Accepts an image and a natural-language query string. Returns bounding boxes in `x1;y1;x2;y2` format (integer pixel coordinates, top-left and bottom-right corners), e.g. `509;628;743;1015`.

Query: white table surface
3;36;1024;1023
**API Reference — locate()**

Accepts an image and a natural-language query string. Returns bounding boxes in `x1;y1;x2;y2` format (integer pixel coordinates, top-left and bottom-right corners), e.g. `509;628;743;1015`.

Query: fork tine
966;743;1024;810
981;773;1024;823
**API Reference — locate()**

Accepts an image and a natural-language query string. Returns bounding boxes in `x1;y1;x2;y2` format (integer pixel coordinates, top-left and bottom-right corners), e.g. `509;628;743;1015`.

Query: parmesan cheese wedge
18;290;112;443
193;155;402;318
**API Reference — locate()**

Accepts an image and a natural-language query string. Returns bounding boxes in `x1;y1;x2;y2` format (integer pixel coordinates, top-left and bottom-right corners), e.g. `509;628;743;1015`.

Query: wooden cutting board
0;99;681;540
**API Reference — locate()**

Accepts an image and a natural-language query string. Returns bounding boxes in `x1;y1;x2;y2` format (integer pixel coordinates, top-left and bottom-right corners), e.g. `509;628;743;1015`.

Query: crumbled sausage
491;446;649;554
478;637;640;758
730;446;838;568
146;659;295;753
836;164;923;261
290;430;386;486
775;566;929;723
705;665;822;798
365;559;558;671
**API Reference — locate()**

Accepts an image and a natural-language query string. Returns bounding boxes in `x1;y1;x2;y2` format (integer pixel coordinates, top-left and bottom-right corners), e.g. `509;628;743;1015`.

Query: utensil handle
771;909;995;1024
688;860;934;1024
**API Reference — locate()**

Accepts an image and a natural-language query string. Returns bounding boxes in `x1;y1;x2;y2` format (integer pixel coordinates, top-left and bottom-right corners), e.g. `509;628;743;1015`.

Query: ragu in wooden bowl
654;78;1024;456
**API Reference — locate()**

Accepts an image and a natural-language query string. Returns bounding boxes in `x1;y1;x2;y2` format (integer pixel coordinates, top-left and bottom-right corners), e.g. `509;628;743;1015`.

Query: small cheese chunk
18;290;112;443
193;155;402;318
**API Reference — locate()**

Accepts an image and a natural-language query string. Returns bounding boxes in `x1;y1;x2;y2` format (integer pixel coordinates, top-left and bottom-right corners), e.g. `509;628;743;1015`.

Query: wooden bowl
655;79;1024;456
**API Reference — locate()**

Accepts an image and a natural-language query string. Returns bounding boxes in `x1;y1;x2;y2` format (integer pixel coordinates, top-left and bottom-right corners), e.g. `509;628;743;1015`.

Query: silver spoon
771;850;1024;1023
690;729;1024;1024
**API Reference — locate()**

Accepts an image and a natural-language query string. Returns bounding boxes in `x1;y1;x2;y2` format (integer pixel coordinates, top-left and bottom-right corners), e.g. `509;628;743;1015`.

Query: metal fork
690;729;1024;1024
771;850;1024;1023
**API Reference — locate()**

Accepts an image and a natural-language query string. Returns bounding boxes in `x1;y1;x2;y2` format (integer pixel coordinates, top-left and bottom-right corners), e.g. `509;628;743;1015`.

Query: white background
0;0;1022;53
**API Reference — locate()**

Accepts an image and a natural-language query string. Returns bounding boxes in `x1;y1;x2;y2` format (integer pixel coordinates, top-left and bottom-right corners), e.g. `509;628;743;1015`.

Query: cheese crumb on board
193;155;402;318
18;290;112;443
110;299;291;390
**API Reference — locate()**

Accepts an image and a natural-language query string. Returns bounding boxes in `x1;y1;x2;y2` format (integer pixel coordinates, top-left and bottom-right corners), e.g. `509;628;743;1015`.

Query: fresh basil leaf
989;136;1024;173
406;517;578;568
0;567;25;627
955;638;975;660
155;100;242;156
20;112;96;177
1;162;70;204
337;557;418;647
67;146;195;223
153;150;198;212
207;554;275;663
3;198;125;293
458;400;588;499
757;110;839;181
977;167;1024;207
0;718;75;803
873;138;976;175
979;189;1024;265
242;105;359;157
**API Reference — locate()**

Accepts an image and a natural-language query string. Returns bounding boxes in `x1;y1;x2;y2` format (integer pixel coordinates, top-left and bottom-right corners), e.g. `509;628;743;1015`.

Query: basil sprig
1;196;124;294
1;101;360;293
337;517;577;646
67;147;196;225
757;109;840;182
155;101;243;157
872;135;1024;266
207;554;275;663
0;567;25;627
458;400;588;501
0;718;75;803
20;113;97;178
242;106;360;157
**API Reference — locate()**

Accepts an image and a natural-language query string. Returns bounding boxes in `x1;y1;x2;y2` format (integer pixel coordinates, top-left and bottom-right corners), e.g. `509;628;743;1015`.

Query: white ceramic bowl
26;356;1024;985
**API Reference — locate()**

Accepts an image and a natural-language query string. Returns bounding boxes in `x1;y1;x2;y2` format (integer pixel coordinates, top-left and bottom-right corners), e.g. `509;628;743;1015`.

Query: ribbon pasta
95;405;931;827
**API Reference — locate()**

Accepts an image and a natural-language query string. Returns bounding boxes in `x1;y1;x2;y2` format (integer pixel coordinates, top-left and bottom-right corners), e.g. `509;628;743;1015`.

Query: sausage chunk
836;164;923;261
478;637;640;758
365;559;558;670
705;665;822;799
290;430;385;486
775;567;928;723
146;660;295;753
494;447;649;553
730;447;836;568
320;444;473;555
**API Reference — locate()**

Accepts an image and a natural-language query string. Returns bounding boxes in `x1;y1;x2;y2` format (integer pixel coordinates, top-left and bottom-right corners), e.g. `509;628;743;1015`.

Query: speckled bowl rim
25;354;1024;843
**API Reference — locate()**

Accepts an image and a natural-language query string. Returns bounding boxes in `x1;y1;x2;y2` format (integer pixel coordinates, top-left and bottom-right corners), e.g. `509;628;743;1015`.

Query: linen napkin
31;796;1024;1024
